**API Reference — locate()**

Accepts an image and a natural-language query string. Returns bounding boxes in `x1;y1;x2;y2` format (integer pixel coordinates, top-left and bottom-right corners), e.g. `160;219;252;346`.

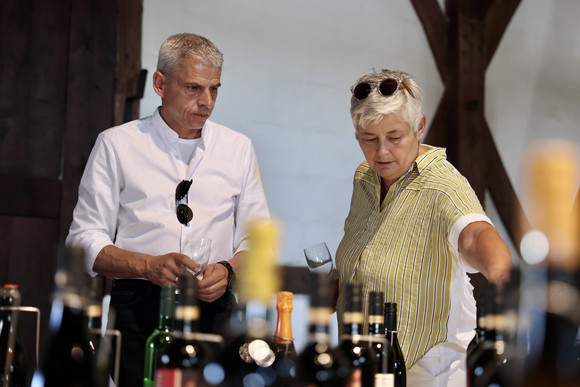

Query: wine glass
303;242;338;279
183;236;211;279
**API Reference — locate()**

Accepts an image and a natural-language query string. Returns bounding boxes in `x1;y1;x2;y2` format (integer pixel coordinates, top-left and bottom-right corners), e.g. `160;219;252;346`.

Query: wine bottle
221;219;282;387
273;291;298;383
31;245;102;387
467;282;505;387
296;272;351;387
155;275;223;386
519;141;580;386
368;291;394;387
0;284;28;386
384;302;406;387
143;286;176;387
466;291;490;377
466;295;486;360
338;283;378;386
84;275;113;387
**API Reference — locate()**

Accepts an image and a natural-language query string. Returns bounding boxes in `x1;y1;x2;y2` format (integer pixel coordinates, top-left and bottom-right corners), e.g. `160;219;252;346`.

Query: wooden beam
484;0;522;66
410;0;450;84
0;175;61;219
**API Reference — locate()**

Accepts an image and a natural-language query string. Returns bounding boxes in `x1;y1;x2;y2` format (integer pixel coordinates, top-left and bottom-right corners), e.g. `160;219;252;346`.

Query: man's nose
198;88;214;107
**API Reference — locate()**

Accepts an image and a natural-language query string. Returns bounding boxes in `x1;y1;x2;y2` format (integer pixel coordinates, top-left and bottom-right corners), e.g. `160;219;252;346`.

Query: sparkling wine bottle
31;245;102;387
155;275;223;386
0;284;28;386
272;291;298;383
296;272;351;387
368;291;394;387
338;283;379;386
384;302;406;387
143;286;176;387
221;220;282;387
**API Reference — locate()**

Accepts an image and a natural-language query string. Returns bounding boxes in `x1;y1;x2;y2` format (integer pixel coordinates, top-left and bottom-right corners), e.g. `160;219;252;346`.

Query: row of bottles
143;275;408;387
4;221;409;386
466;273;580;387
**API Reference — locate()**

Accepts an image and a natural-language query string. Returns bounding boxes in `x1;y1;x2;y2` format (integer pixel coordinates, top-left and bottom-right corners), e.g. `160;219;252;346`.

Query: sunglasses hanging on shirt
175;179;193;225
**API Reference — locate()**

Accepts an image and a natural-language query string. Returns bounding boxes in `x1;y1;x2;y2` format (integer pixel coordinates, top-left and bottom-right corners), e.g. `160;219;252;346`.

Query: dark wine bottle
272;291;298;383
338;283;378;386
221;220;282;387
384;302;406;387
143;286;176;387
466;295;486;360
368;291;394;387
84;275;113;387
31;245;102;387
155;275;223;386
296;272;350;387
0;284;28;386
467;282;504;387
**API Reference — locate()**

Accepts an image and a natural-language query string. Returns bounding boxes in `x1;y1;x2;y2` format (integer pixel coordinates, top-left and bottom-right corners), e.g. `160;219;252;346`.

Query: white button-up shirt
66;108;270;276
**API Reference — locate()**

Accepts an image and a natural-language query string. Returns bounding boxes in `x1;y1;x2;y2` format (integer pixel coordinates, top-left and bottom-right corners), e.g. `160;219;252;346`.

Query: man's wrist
217;260;236;292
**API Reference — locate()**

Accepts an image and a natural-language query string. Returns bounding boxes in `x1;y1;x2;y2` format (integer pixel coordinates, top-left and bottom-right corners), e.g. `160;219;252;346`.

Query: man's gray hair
156;33;223;78
350;69;423;134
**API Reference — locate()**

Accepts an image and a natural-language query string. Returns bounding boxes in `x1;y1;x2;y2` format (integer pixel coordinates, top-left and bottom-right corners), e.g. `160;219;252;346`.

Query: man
66;33;270;386
335;69;512;386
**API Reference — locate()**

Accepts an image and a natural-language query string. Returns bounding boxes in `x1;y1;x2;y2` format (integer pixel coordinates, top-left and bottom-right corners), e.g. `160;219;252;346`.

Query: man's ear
152;71;165;98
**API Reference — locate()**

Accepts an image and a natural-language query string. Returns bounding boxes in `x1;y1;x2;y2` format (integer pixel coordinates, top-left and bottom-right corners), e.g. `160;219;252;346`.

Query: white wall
141;0;580;349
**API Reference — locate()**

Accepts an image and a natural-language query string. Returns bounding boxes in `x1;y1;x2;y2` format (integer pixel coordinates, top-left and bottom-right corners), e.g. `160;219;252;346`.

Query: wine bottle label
84;304;102;317
156;368;204;386
308;307;332;324
175;306;200;320
343;311;364;323
375;373;395;387
368;315;384;324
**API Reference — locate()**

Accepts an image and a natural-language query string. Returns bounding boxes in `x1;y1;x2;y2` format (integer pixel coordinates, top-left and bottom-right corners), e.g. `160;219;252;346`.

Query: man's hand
196;263;229;302
93;245;201;287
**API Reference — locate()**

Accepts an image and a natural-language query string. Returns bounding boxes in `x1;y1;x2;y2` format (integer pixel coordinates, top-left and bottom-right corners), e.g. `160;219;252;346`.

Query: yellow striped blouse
335;145;486;369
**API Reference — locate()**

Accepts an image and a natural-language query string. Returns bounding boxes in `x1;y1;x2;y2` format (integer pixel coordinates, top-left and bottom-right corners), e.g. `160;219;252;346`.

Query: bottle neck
174;305;200;334
342;311;364;336
368;314;384;336
274;307;293;345
307;306;331;337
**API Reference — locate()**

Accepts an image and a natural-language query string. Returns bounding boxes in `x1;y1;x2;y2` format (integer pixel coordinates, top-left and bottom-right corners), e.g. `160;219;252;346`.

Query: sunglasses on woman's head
351;76;415;100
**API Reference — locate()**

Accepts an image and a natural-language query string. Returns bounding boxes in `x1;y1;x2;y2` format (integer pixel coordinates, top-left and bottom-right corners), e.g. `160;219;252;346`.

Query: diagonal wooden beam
482;119;531;253
484;0;522;66
411;0;524;252
410;0;450;85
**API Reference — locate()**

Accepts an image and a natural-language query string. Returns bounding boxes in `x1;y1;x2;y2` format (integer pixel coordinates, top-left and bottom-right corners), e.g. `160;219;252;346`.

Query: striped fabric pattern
335;146;485;368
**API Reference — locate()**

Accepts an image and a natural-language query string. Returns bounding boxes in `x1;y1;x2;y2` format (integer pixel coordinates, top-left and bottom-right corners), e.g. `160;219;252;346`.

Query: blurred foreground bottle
296;272;350;387
144;286;176;387
519;140;580;386
31;245;101;387
155;275;223;386
338;283;378;386
384;302;405;387
367;291;393;387
221;219;282;386
0;284;28;386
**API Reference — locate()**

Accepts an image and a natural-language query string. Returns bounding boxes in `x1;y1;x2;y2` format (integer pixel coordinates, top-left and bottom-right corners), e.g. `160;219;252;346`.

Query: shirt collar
151;107;210;150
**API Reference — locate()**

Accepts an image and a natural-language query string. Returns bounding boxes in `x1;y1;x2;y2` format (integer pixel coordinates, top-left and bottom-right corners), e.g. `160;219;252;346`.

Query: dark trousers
109;279;236;387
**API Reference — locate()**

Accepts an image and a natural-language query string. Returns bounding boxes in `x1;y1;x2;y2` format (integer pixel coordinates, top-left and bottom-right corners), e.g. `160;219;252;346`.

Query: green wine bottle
143;286;176;387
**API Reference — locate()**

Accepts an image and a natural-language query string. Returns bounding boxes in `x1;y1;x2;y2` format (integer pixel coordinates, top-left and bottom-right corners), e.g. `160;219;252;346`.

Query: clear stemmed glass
303;242;338;279
183;236;212;279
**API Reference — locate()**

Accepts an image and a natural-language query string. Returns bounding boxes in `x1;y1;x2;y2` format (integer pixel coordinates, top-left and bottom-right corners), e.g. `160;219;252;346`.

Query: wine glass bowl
183;237;211;279
303;242;335;278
